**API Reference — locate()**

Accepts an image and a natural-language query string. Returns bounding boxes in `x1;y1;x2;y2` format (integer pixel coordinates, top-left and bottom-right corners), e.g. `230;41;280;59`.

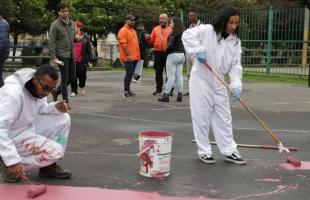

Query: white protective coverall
0;68;70;171
182;24;243;156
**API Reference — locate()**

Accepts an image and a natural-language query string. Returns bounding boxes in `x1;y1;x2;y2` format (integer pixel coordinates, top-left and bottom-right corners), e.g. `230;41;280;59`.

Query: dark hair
171;17;185;37
34;64;59;80
57;2;69;12
211;7;240;41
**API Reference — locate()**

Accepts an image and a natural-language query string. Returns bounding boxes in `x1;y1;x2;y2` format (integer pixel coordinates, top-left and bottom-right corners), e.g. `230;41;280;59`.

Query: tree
0;0;12;19
46;0;61;16
69;0;120;48
8;0;54;56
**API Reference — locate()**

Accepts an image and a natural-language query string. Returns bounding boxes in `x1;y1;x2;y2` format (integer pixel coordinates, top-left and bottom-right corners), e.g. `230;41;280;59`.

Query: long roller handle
203;62;282;145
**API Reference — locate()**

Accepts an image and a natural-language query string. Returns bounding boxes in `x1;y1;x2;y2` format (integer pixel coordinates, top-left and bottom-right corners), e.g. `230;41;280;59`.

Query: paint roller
19;174;47;198
191;139;298;151
202;62;301;167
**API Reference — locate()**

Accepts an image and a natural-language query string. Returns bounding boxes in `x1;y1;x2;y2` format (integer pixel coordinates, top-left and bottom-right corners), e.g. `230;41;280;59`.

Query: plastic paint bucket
138;130;173;178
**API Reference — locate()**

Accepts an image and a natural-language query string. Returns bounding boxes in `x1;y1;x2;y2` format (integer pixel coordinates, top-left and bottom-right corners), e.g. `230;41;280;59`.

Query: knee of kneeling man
61;113;71;125
52;143;65;159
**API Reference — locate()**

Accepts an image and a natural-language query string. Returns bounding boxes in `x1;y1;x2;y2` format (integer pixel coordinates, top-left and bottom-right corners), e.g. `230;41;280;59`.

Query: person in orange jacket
145;13;172;95
118;15;140;97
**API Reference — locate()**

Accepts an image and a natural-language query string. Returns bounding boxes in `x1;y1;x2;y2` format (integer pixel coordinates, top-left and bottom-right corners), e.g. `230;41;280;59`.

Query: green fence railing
181;7;310;77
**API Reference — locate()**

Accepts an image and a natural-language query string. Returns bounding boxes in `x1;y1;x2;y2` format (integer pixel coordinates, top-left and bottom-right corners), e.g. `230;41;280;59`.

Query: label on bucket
139;131;173;178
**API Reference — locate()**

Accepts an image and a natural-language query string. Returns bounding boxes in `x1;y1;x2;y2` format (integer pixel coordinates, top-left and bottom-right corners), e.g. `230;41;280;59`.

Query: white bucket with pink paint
138;130;173;178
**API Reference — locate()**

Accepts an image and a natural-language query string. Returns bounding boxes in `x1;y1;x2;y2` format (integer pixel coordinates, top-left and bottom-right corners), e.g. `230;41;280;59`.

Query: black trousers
123;60;137;92
71;62;87;93
153;51;167;92
0;57;6;88
56;57;76;101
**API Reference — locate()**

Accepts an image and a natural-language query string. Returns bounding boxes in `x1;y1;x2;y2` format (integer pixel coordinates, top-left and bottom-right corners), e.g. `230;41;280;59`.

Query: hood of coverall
4;68;36;86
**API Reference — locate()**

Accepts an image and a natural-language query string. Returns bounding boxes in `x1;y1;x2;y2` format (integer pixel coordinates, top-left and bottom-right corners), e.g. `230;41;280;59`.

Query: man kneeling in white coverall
0;64;72;183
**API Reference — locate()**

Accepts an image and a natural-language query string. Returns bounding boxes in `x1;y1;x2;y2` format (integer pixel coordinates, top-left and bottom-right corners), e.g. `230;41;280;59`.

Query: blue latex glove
232;88;241;101
197;51;207;63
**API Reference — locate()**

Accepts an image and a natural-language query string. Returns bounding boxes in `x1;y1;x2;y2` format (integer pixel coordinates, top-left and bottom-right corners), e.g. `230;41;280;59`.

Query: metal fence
181;7;310;76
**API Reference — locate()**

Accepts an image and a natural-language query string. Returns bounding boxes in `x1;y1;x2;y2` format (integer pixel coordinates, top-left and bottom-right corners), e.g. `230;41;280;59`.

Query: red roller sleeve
287;155;302;167
20;174;47;198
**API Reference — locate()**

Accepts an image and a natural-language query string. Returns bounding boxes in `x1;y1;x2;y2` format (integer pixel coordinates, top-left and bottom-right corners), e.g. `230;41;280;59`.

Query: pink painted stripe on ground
279;161;310;171
0;184;221;200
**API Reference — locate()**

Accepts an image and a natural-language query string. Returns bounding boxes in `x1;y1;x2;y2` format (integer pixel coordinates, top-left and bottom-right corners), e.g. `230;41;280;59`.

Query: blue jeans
165;53;185;94
123;60;137;92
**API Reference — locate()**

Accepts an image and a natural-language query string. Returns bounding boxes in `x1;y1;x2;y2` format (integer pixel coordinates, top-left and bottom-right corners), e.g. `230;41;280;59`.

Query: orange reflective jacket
147;25;172;52
118;24;140;61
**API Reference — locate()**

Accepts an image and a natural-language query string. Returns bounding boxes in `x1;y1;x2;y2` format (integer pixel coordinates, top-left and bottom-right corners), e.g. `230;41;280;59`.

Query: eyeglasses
37;78;56;92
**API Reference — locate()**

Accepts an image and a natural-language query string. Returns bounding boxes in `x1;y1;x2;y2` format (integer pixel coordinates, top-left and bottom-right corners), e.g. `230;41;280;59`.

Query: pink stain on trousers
279;161;310;171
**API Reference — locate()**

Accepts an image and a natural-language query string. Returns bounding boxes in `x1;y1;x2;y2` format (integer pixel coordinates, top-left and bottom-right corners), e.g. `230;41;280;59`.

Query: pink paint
229;185;297;200
0;184;221;200
0;184;299;200
250;159;281;171
139;130;173;137
254;178;281;183
139;140;155;167
279;161;310;171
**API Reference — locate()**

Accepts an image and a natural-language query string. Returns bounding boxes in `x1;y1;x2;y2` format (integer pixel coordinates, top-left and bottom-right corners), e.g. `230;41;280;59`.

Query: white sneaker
80;88;85;95
132;75;141;83
70;92;76;97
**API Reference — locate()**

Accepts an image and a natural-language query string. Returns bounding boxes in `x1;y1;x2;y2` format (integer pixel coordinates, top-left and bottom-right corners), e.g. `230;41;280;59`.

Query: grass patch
96;61;308;85
242;72;308;85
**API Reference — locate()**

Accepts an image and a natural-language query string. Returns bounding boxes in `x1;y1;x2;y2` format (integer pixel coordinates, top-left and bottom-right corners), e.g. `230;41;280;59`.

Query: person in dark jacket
158;17;185;102
70;21;93;96
132;19;149;83
49;2;75;109
0;15;10;88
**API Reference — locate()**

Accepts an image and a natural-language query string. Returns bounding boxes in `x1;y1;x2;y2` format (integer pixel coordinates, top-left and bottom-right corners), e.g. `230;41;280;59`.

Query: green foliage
9;0;54;36
69;0;117;36
0;0;12;18
69;0;179;35
4;0;306;40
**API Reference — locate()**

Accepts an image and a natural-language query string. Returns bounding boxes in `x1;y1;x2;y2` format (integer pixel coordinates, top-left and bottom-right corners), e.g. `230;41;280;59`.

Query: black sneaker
39;163;71;179
183;92;189;96
153;90;162;96
128;91;136;96
0;158;21;183
123;91;135;97
199;154;216;164
225;152;246;165
123;91;130;97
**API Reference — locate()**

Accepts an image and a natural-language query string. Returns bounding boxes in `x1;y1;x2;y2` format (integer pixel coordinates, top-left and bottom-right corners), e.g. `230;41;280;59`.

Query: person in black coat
71;21;93;96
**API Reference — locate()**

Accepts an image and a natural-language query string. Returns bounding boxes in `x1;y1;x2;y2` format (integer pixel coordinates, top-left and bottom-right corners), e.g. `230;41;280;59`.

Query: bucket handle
137;144;154;156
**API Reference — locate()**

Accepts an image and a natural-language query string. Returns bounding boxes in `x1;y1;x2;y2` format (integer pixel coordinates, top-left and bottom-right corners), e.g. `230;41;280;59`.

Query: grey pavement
2;71;310;200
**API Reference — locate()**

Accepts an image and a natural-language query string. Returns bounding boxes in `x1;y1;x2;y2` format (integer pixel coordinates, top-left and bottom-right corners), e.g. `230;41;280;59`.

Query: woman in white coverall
0;64;72;183
182;7;246;165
